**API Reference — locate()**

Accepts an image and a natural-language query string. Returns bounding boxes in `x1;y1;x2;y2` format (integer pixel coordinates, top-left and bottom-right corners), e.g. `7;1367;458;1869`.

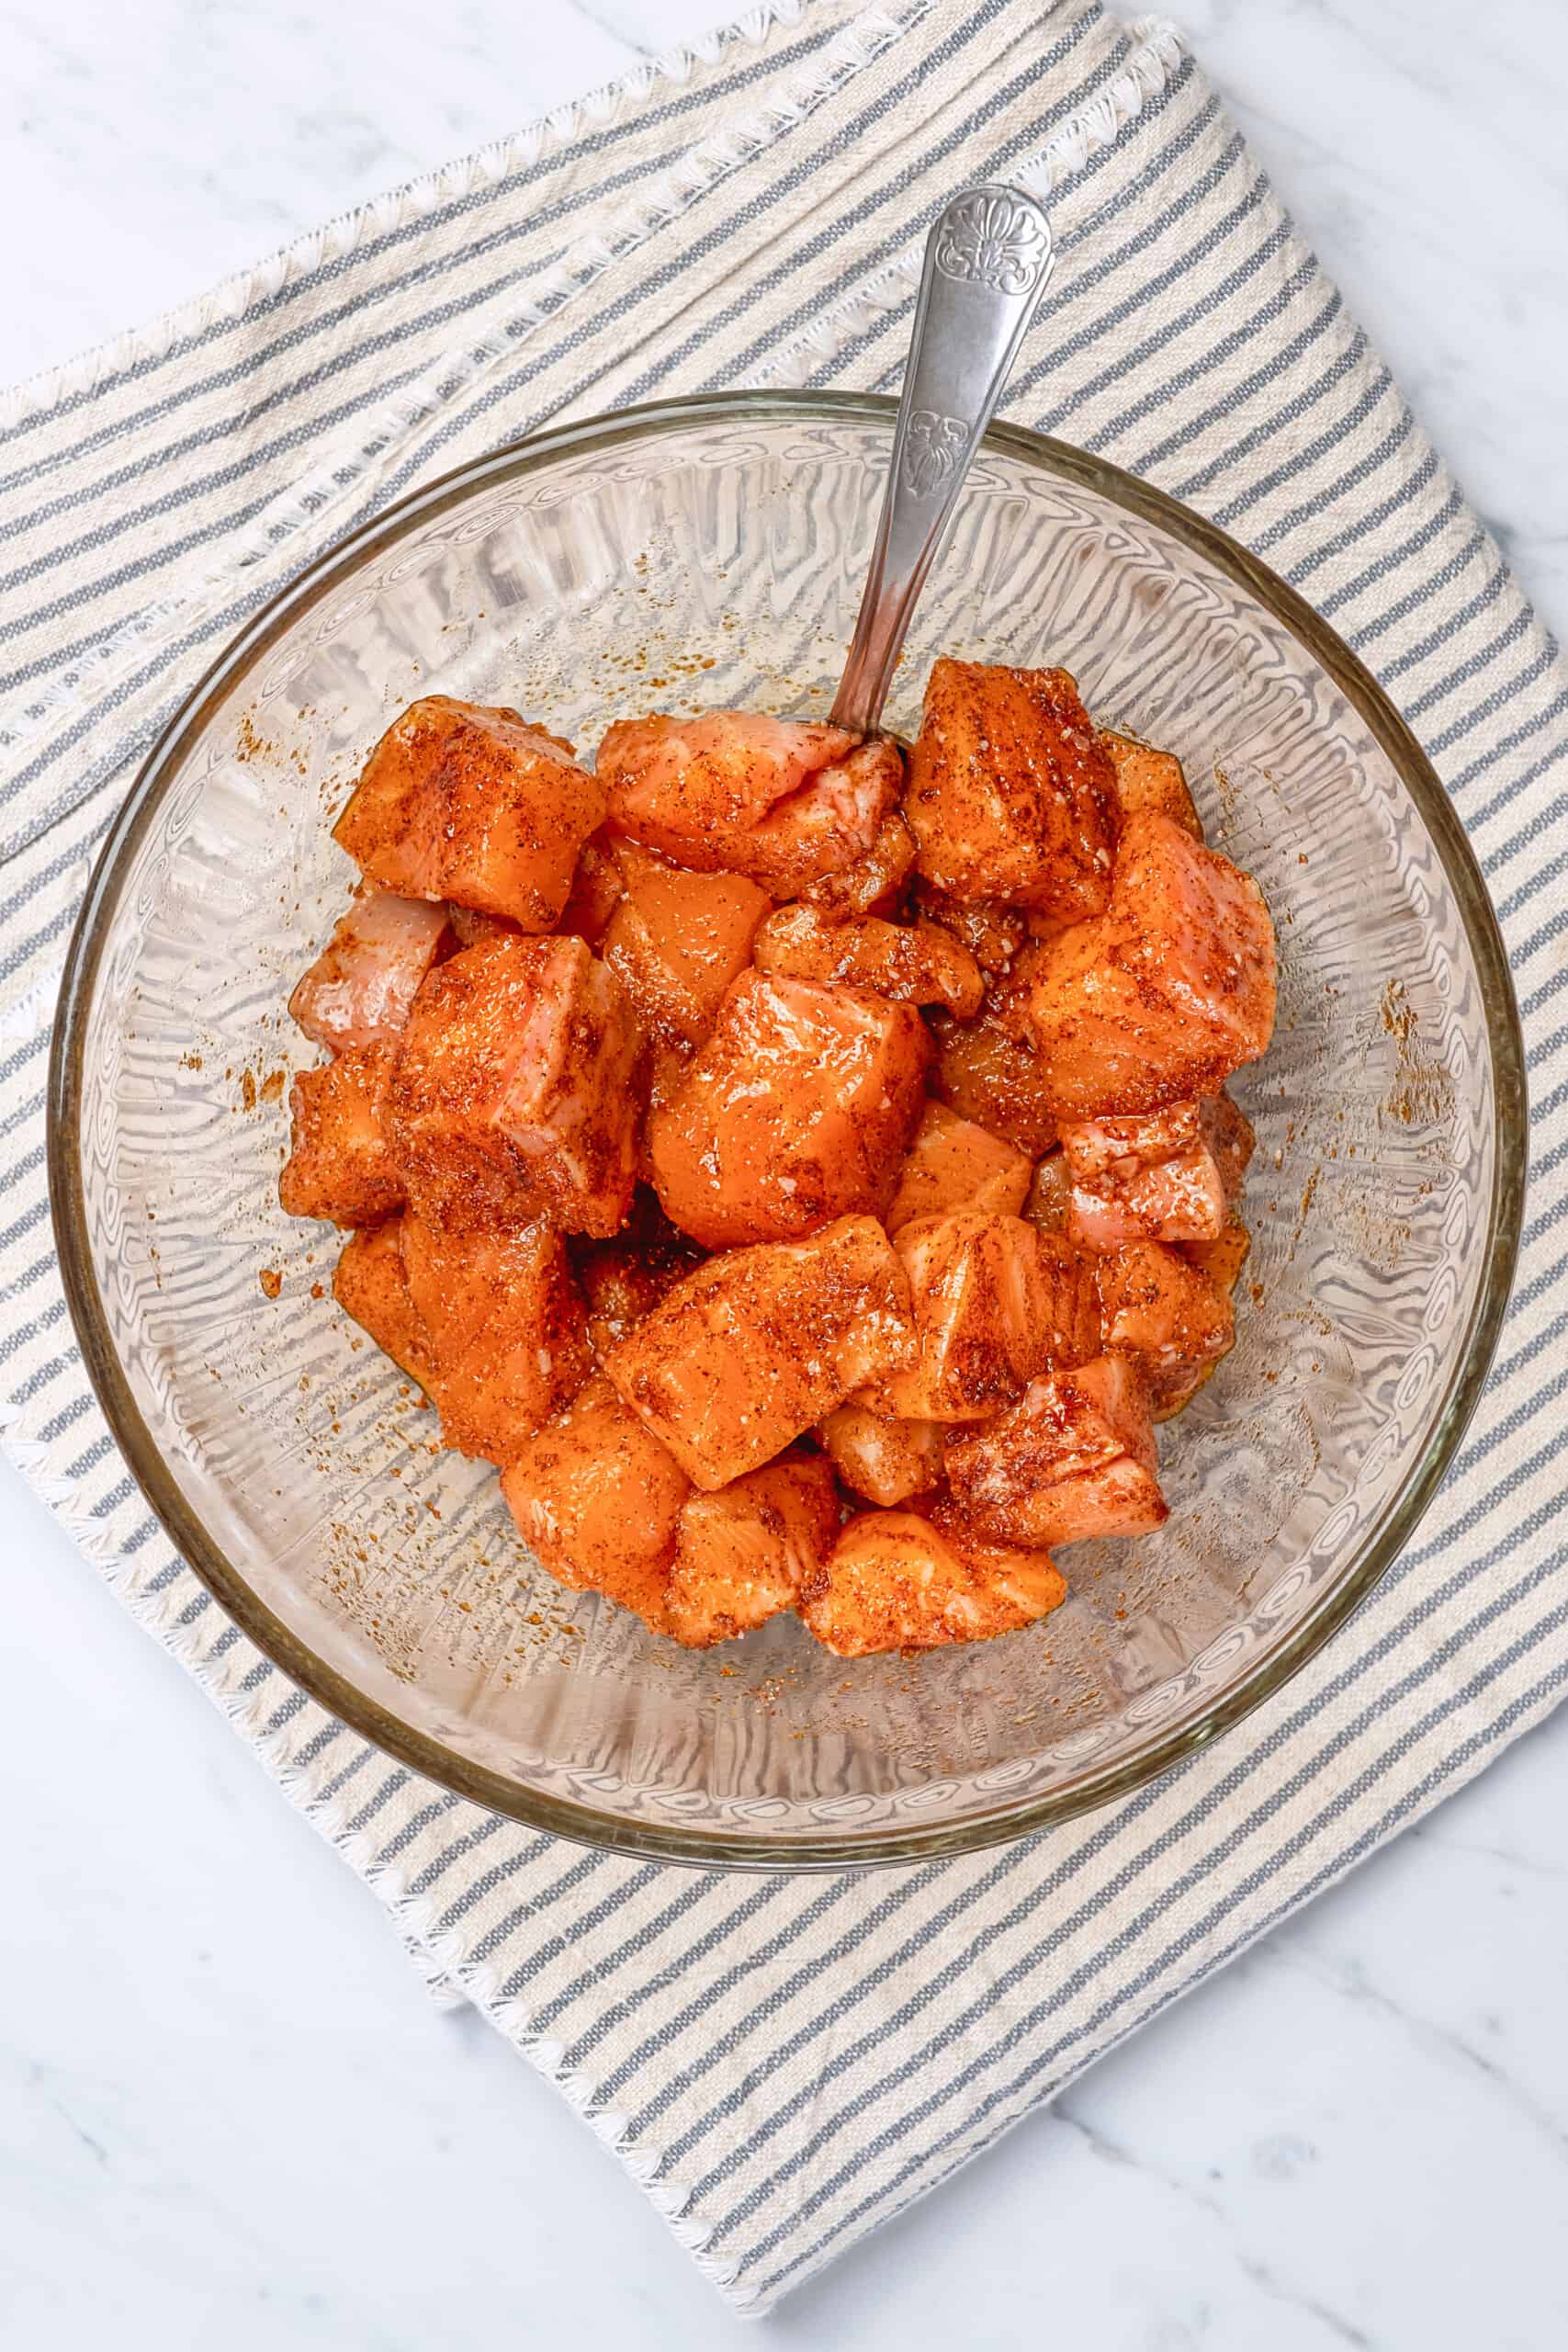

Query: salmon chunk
1059;1102;1228;1250
288;889;448;1055
907;659;1121;919
944;1354;1168;1548
753;902;984;1015
884;1100;1032;1235
1201;1089;1256;1199
665;1453;840;1647
797;810;916;919
731;738;906;897
1182;1216;1252;1295
1095;1239;1235;1419
602;842;770;1050
1101;731;1203;840
400;1215;592;1461
280;1045;403;1227
333;1220;438;1394
500;1375;691;1629
929;972;1060;1158
572;1190;704;1362
910;882;1027;978
388;933;642;1237
648;970;929;1250
334;696;606;931
599;710;856;848
874;1209;1096;1422
818;1401;943;1508
1026;810;1277;1116
798;1503;1065;1657
604;1215;915;1490
1022;1148;1072;1233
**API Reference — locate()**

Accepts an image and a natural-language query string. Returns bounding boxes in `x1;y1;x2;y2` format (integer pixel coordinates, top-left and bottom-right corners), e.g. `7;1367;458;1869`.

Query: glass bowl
50;393;1526;1869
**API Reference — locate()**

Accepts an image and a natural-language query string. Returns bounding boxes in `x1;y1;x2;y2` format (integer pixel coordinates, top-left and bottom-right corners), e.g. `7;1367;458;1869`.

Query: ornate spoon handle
830;185;1055;736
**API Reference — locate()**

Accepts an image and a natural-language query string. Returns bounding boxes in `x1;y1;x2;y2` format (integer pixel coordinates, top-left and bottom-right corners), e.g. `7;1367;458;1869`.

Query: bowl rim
48;389;1529;1871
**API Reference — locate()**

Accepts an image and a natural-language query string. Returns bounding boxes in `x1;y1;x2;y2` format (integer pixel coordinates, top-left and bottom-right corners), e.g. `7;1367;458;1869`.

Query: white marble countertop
4;2;1567;2345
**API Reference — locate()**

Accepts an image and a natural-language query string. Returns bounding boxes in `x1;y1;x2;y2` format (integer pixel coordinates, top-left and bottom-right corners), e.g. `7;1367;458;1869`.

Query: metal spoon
830;184;1055;737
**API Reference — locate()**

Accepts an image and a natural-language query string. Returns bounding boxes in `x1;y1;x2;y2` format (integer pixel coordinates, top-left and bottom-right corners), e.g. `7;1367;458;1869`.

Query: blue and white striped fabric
5;0;1564;2312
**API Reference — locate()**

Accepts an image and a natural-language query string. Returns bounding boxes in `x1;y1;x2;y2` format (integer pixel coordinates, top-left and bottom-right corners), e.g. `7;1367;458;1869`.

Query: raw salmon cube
818;1401;943;1508
907;659;1120;919
1059;1102;1227;1250
665;1452;840;1647
1101;731;1203;840
599;710;857;852
400;1215;592;1462
647;969;929;1250
556;832;625;946
288;889;449;1055
884;1100;1032;1235
1201;1089;1256;1199
1095;1239;1235;1419
797;810;916;918
873;1209;1093;1422
944;1354;1168;1548
333;1220;438;1394
1182;1216;1252;1295
1025;809;1277;1115
728;738;907;897
797;1502;1064;1657
333;696;606;931
388;933;642;1237
752;902;984;1016
572;1189;704;1362
446;906;518;949
910;881;1027;978
279;1045;403;1227
602;842;770;1050
501;1375;691;1630
929;971;1059;1158
603;1215;915;1490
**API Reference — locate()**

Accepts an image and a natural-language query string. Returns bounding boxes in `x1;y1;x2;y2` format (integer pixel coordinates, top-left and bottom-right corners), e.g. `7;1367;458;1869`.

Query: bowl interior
61;401;1516;1863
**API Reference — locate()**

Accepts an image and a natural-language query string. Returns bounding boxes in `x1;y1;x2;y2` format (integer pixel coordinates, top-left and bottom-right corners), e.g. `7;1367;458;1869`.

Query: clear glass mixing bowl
51;394;1526;1867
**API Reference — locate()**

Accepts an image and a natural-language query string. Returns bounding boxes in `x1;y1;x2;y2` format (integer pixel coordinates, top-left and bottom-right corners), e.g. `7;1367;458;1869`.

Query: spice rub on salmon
283;659;1276;1655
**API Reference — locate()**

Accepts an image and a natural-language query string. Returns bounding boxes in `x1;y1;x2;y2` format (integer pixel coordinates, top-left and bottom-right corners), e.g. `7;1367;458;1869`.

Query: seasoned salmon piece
279;1045;403;1227
944;1354;1168;1548
818;1401;943;1508
873;1209;1093;1423
557;832;625;946
648;970;929;1250
400;1215;592;1462
288;889;449;1055
907;659;1120;919
388;933;642;1237
446;906;518;950
501;1375;691;1630
604;1215;915;1490
753;902;984;1016
1095;1240;1235;1420
1059;1102;1227;1250
884;1100;1032;1235
573;1189;704;1362
602;842;770;1050
1022;1148;1072;1233
1201;1089;1256;1199
333;1220;438;1394
733;738;906;897
910;882;1026;978
798;1503;1065;1657
1026;810;1276;1116
599;710;857;851
929;971;1059;1159
1101;731;1203;840
665;1453;840;1647
333;696;606;931
1182;1216;1252;1295
798;810;917;919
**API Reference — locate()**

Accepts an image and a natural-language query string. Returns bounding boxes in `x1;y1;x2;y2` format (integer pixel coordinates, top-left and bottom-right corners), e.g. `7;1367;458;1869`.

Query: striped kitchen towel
4;0;1565;2313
